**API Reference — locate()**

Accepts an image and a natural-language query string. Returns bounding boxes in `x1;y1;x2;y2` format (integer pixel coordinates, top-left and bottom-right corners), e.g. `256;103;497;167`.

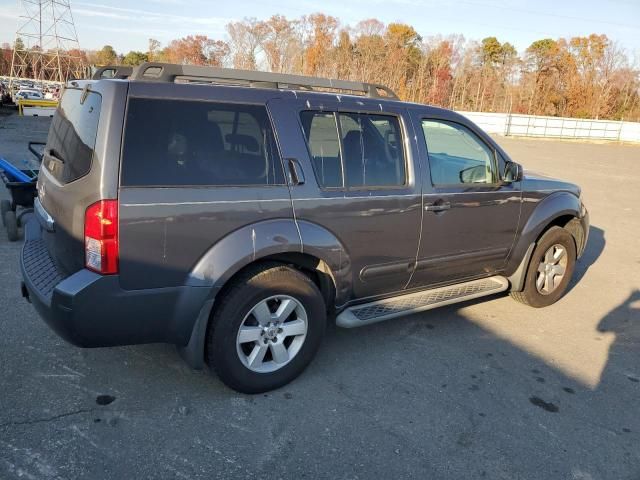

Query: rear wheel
1;200;11;227
511;226;576;308
206;263;326;393
4;211;18;241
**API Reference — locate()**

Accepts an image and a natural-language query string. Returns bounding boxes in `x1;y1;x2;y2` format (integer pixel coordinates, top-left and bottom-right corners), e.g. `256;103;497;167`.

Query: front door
408;114;521;289
268;97;423;303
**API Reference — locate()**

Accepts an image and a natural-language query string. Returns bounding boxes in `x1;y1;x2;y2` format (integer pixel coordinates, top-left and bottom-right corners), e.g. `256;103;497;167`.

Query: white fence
457;111;640;143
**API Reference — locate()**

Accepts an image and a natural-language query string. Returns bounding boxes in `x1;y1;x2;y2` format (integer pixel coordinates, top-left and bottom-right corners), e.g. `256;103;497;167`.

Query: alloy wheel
236;295;308;373
536;244;568;295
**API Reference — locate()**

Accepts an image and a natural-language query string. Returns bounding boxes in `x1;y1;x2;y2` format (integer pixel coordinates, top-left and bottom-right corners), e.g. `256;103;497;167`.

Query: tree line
1;13;639;121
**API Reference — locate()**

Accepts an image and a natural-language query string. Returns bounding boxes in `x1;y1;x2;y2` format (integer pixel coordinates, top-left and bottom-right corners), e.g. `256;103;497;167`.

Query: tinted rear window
45;88;101;183
299;111;343;188
300;110;406;189
121;98;285;187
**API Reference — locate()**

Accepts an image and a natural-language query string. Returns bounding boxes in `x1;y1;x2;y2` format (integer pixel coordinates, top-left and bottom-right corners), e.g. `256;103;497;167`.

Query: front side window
299;111;406;189
339;113;405;188
421;120;496;186
121;98;285;187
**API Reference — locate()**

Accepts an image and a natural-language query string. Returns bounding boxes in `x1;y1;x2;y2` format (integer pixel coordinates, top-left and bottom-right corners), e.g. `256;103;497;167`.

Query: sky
0;0;639;59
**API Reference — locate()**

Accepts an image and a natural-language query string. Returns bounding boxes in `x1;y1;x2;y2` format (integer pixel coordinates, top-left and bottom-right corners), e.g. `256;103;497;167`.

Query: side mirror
459;164;487;183
503;161;523;183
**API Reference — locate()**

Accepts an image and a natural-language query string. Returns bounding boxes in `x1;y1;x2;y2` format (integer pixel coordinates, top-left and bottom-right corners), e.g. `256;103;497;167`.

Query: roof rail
92;65;134;80
130;62;398;100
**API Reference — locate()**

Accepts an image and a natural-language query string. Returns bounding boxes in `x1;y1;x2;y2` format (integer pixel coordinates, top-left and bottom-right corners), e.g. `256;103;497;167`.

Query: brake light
84;200;118;274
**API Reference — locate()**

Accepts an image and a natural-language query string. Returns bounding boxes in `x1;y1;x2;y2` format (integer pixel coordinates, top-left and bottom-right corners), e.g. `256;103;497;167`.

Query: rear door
408;112;521;288
268;96;423;302
37;80;127;276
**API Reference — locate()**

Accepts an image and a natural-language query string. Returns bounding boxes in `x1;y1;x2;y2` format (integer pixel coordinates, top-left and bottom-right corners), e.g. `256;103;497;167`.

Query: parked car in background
15;89;44;101
20;63;589;393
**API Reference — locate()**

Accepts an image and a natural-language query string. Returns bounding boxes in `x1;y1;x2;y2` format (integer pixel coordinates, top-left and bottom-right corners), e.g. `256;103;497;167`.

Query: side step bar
336;276;509;328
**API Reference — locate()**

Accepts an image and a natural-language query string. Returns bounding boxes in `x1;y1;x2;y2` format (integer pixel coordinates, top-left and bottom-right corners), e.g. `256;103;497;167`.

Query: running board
336;276;509;328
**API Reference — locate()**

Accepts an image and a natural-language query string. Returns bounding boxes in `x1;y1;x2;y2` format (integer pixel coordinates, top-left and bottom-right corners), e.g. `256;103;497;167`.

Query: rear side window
45;88;101;183
121;98;285;187
299;112;343;188
299;111;406;189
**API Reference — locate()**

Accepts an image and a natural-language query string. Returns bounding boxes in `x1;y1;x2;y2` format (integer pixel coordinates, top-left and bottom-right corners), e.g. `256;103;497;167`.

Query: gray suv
20;63;589;393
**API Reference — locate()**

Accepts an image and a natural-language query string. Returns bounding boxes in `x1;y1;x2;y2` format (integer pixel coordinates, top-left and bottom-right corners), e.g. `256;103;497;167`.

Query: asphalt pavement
1;110;639;479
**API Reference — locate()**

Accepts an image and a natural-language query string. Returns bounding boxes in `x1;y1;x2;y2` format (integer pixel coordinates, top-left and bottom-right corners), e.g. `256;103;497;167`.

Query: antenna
9;0;85;89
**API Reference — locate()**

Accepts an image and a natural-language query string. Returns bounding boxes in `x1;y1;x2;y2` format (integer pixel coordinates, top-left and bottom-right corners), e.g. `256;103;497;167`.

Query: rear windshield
45;88;102;183
120;98;285;187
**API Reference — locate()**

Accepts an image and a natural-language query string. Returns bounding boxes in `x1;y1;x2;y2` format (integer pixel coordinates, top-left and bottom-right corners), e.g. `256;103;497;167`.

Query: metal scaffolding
9;0;85;87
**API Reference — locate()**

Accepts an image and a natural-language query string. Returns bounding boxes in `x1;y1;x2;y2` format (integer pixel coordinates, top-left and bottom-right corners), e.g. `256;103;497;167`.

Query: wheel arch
507;192;585;290
186;218;349;306
216;253;338;312
178;219;348;369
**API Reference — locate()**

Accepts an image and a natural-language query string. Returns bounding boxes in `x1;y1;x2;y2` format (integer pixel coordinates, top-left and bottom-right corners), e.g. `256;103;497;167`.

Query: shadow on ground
568;225;605;292
2;221;637;479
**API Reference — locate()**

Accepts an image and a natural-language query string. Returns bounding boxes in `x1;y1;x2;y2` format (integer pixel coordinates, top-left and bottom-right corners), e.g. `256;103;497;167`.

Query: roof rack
122;62;398;99
91;65;134;80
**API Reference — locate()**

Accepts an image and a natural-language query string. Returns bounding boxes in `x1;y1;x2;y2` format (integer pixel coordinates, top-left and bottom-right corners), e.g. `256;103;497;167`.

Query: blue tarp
0;157;34;183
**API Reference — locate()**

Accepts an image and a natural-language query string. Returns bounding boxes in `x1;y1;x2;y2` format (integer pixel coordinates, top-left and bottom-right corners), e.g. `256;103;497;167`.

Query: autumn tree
94;45;118;65
351;19;386;82
226;18;267;69
148;38;162;62
0;43;12;75
302;13;339;76
163;35;229;66
379;23;421;98
413;38;454;106
261;15;302;73
122;51;148;66
2;12;638;122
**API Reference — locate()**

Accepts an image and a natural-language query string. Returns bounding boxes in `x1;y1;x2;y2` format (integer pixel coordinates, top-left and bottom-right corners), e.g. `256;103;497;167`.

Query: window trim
298;108;410;192
420;118;501;189
119;96;288;188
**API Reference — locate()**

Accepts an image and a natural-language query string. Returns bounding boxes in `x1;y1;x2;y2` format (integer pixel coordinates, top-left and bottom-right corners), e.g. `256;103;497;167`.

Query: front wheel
206;263;326;393
511;226;576;308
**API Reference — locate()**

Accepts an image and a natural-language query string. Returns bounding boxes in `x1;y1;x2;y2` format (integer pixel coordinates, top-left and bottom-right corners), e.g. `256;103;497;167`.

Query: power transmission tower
9;0;85;88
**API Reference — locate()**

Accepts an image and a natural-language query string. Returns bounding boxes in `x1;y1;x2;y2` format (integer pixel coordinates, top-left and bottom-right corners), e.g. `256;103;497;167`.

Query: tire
206;263;326;394
5;211;18;241
1;200;11;227
511;226;576;308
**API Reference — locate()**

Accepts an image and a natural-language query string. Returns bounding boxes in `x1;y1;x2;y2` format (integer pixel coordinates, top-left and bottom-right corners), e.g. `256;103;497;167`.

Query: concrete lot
1;111;639;479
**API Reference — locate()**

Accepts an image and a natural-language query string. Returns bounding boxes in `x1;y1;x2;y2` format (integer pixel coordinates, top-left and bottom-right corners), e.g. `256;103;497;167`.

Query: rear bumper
20;218;212;348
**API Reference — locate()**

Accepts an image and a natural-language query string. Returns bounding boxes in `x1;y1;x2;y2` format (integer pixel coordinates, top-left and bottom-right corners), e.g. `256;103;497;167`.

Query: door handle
425;202;451;212
287;158;305;186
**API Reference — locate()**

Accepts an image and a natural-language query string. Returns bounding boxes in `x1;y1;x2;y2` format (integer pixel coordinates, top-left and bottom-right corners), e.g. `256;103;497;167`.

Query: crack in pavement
0;408;98;428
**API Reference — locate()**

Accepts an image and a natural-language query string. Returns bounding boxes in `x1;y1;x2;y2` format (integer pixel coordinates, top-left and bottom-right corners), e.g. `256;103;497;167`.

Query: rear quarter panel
117;83;295;289
37;80;128;275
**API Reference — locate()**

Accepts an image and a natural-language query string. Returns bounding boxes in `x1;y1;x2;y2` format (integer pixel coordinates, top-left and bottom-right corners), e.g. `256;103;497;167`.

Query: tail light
84;200;118;274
